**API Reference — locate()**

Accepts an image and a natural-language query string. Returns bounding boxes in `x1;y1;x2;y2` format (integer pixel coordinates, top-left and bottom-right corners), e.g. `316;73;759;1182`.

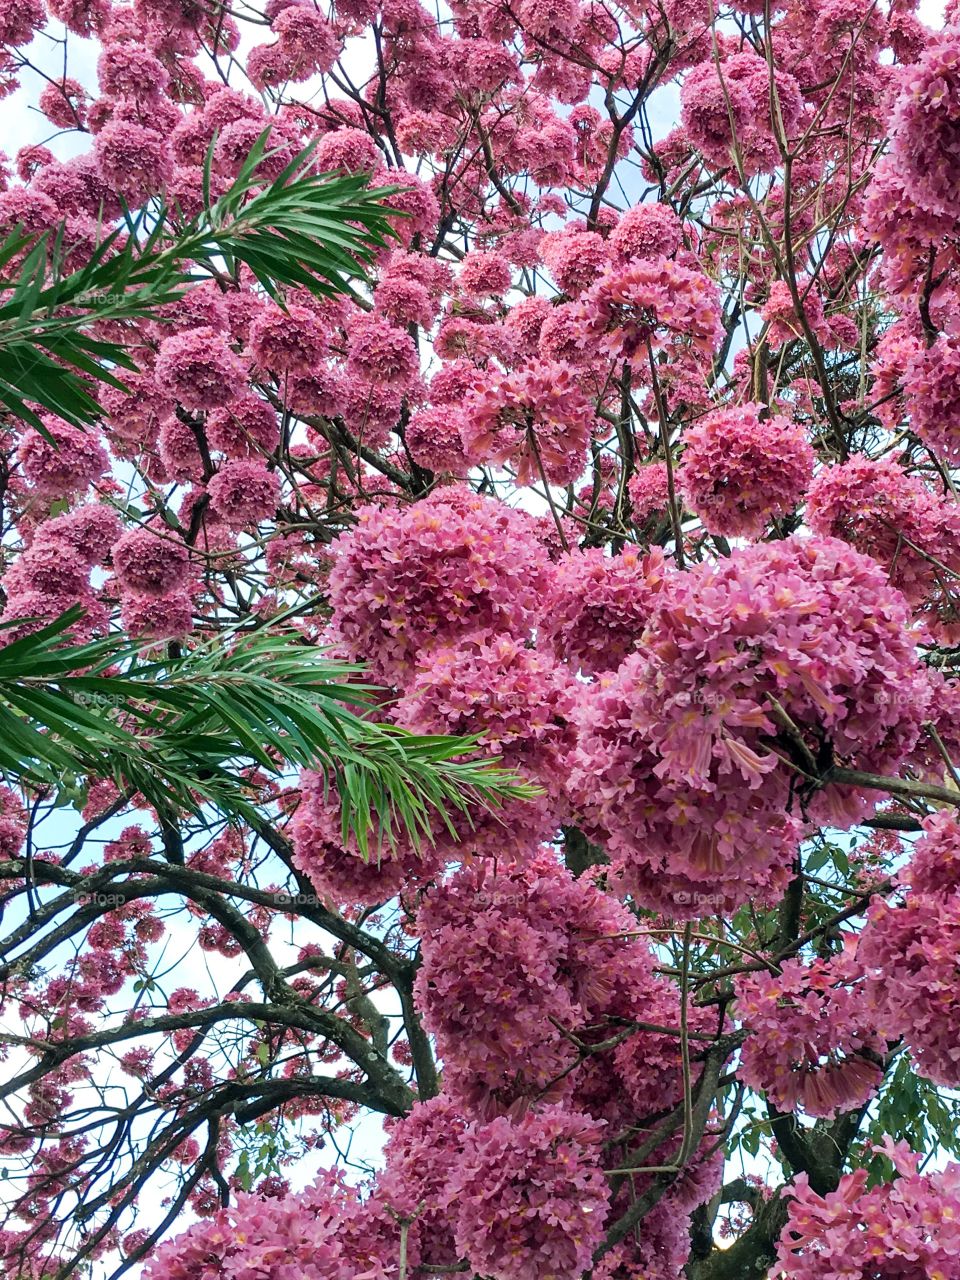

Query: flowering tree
5;0;960;1276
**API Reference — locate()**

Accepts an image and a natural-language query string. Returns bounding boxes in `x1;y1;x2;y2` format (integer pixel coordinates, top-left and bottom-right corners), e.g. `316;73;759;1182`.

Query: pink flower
681;50;803;173
206;459;280;526
610;202;684;261
450;1105;610;1280
887;32;960;221
316;126;380;173
96;43;168;100
538;544;668;675
540;227;610;295
405;405;468;473
737;948;884;1119
807;454;960;616
0;786;26;859
396;633;574;799
679;402;813;538
346;313;420;387
859;812;960;1087
272;5;340;79
249;302;329;376
461;359;595;485
17;419;108;498
582;257;724;359
290;773;445;907
0;0;43;46
415;851;663;1105
568;536;928;914
777;1155;960;1276
904;334;960;465
111;526;190;597
328;487;553;684
458;249;513;296
94;119;173;201
627;461;670;521
206;393;280;458
154;327;247;412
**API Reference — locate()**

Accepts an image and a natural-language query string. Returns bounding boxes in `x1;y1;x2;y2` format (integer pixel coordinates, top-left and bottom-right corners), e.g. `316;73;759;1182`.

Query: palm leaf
0;135;400;430
0;610;535;850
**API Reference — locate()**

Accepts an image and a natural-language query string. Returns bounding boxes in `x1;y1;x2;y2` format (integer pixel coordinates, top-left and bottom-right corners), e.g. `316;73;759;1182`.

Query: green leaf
0;610;536;848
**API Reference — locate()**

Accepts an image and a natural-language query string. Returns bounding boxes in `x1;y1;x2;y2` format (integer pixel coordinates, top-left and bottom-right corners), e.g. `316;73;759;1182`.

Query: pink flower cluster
903;334;960;465
404;406;468;474
141;1173;386;1280
679;403;814;538
149;1093;614;1280
582;257;724;360
627;461;670;522
449;1105;610;1280
680;51;804;173
17;418;108;498
206;459;280;527
460;359;596;485
414;852;659;1105
154;327;247;412
610;203;683;262
736;947;884;1119
289;771;444;906
859;812;960;1086
0;503;120;641
568;536;928;914
0;786;27;859
111;526;194;641
777;1145;960;1277
807;453;960;628
327;487;553;685
396;634;573;800
537;544;668;675
888;32;960;221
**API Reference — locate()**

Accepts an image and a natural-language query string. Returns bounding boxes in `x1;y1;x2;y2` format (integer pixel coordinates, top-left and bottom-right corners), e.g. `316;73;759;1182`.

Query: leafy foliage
0;133;399;433
0;608;533;846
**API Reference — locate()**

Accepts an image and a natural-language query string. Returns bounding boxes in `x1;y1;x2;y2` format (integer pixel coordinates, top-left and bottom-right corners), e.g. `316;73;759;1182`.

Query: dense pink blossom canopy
4;0;960;1275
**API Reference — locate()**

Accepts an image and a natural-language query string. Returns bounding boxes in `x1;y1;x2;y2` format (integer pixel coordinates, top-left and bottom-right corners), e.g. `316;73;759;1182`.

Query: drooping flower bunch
568;536;929;914
777;1144;960;1278
736;946;885;1119
327;488;552;685
414;852;663;1105
859;811;960;1086
679;403;814;538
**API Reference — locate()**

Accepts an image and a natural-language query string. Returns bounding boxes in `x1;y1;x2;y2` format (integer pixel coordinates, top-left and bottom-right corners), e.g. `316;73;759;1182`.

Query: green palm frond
0;610;534;851
0;133;400;433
